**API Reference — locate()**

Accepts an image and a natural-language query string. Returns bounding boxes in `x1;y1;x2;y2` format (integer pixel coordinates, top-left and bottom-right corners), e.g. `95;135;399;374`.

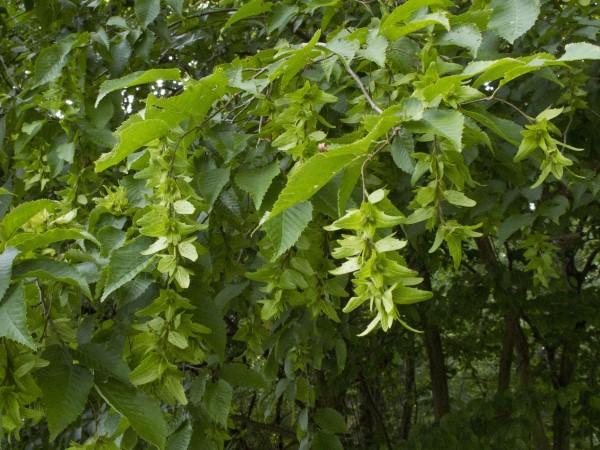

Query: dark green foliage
0;0;599;449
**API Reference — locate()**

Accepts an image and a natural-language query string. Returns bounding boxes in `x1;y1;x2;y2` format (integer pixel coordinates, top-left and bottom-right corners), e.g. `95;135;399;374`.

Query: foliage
0;0;599;449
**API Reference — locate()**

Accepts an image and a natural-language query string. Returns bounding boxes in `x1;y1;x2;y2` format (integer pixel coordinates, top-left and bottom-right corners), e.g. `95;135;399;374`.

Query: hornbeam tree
0;0;599;449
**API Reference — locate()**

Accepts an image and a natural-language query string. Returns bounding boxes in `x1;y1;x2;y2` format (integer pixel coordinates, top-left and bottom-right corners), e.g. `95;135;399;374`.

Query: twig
340;58;383;114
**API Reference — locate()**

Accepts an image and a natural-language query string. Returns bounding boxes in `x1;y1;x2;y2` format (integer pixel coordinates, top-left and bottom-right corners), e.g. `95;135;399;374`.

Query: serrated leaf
220;363;268;389
438;25;482;57
270;30;322;88
387;12;450;39
359;30;388;67
13;258;91;299
235;161;280;210
7;228;98;252
463;108;523;146
95;118;170;172
0;285;36;349
37;347;94;440
422;108;464;151
146;70;229;125
31;34;85;88
0;199;57;240
558;42;600;61
96;379;168;450
77;342;130;383
96;68;181;107
196;166;230;206
390;131;414;173
166;421;193;450
489;0;540;44
222;0;272;31
101;237;154;301
0;247;19;301
263;201;313;260
135;0;160;28
204;379;233;427
380;0;452;40
497;213;535;243
269;112;399;218
314;408;346;434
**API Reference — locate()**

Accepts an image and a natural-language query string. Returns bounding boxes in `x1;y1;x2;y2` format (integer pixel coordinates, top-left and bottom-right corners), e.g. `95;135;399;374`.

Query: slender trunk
513;318;551;450
423;322;450;421
497;314;515;393
552;339;578;450
401;339;416;439
358;372;392;449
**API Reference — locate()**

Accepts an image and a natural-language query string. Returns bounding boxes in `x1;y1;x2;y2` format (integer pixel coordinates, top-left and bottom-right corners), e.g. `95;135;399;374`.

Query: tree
0;0;599;448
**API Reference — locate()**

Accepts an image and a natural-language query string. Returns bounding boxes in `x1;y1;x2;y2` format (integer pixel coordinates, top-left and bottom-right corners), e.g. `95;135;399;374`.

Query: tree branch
340;59;383;114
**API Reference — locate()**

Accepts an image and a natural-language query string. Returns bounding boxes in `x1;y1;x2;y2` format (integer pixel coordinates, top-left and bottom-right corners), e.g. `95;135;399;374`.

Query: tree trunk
497;314;515;393
401;340;416;439
552;339;578;450
423;322;450;421
513;318;551;450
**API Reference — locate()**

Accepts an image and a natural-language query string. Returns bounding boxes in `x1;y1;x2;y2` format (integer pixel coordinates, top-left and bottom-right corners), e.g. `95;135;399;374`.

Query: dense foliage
1;0;599;448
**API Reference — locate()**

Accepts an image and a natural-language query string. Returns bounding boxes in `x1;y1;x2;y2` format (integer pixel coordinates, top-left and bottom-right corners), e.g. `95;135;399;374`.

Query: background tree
0;0;599;449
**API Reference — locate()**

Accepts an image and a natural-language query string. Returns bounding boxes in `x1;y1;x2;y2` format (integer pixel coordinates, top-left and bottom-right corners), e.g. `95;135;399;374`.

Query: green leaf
263;201;313;260
222;0;272;31
269;111;399;218
220;363;268;389
0;247;19;301
129;353;163;386
77;342;131;383
335;339;347;373
312;431;343;450
270;30;322;88
235;161;280;210
101;237;154;302
390;131;414;174
96;68;181;107
337;159;362;215
437;25;482;57
166;421;193;450
0;199;58;240
31;34;86;88
7;228;98;252
96;379;168;450
497;214;535;243
359;30;388;68
13;258;91;299
463;108;523;146
95;118;170;172
145;70;229;128
0;284;36;349
443;190;476;207
422;109;464;151
489;0;540;44
204;379;233;427
380;0;452;40
196;166;230;206
314;408;346;434
558;42;600;61
37;347;94;440
135;0;160;28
